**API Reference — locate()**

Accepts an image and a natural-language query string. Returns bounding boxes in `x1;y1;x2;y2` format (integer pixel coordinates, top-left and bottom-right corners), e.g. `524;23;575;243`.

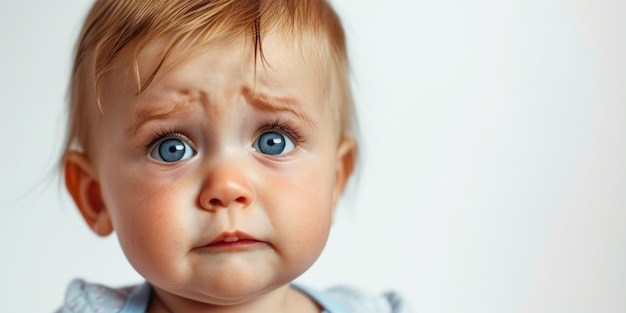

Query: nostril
200;185;252;210
206;196;247;209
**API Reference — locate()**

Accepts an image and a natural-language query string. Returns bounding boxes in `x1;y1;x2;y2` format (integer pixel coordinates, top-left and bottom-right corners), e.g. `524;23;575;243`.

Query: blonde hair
63;0;355;160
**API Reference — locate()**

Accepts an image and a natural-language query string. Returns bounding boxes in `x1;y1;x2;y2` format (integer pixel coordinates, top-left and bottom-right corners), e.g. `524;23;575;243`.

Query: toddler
59;0;411;312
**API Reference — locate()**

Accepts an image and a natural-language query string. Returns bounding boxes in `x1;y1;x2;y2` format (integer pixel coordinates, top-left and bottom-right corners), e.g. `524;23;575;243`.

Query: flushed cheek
262;164;336;260
100;168;198;277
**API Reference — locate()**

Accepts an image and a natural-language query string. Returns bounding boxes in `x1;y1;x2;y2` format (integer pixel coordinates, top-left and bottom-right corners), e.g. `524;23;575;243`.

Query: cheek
264;155;337;256
98;158;197;269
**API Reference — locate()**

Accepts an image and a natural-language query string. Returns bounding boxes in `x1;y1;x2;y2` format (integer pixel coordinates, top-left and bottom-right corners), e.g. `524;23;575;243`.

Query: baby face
84;33;353;305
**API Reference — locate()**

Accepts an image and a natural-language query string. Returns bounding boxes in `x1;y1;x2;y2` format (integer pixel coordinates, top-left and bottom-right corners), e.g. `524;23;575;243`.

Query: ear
64;151;113;236
331;137;357;211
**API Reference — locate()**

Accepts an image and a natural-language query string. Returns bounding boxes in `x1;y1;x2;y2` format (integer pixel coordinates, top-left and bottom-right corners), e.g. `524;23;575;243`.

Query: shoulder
296;284;413;313
57;279;148;313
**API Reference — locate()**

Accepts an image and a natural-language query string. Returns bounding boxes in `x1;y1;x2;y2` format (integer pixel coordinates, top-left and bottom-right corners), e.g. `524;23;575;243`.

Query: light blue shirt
58;279;412;313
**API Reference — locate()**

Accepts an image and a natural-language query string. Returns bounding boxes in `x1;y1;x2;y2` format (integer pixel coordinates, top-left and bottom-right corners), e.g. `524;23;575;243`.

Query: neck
147;284;321;313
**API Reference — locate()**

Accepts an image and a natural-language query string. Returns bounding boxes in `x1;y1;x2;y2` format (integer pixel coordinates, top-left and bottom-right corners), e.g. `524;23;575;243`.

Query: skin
64;31;355;313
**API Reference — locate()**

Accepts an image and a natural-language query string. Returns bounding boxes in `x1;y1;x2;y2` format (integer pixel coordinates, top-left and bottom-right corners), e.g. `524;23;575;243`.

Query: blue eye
253;131;295;155
150;138;195;162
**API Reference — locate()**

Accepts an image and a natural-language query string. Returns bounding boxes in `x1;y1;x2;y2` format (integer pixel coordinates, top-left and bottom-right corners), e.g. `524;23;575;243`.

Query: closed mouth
199;231;265;250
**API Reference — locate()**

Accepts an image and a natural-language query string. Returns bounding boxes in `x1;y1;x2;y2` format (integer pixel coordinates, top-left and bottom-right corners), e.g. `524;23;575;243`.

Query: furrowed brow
128;90;201;134
248;91;315;128
128;101;186;135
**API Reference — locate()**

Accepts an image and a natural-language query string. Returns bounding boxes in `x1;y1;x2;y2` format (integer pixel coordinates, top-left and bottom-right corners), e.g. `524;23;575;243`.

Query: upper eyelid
145;130;194;152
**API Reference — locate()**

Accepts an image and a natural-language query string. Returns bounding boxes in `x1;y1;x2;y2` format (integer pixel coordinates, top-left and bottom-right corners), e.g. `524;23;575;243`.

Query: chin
178;273;288;305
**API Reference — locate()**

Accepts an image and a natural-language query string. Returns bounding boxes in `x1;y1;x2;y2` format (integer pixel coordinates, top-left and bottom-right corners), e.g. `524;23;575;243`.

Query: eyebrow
128;97;192;135
246;90;316;128
129;89;316;134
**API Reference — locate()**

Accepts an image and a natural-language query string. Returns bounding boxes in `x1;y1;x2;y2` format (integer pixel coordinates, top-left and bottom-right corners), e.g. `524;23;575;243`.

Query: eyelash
142;119;305;152
144;128;191;152
260;119;305;144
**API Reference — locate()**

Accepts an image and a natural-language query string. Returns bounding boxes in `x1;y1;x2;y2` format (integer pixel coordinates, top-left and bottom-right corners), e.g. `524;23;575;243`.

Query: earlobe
331;137;357;210
64;151;113;237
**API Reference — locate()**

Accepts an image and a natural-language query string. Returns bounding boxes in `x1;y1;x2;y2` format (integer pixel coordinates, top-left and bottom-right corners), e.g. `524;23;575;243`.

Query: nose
198;160;254;210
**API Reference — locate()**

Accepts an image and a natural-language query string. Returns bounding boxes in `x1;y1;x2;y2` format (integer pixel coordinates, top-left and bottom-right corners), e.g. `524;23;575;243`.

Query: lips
199;231;264;249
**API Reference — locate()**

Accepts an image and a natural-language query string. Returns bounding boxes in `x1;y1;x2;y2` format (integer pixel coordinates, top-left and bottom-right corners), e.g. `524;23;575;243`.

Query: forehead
102;30;331;99
96;31;337;128
135;30;328;86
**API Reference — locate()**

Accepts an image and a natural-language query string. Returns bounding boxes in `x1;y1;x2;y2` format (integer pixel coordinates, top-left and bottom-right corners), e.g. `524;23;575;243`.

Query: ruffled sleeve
58;279;133;313
326;286;414;313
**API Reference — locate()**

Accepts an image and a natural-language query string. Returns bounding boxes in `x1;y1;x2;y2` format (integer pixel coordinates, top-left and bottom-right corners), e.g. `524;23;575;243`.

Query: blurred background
1;0;625;312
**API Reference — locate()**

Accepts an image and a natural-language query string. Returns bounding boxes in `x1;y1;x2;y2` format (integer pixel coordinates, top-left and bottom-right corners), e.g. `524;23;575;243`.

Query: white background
1;0;625;312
